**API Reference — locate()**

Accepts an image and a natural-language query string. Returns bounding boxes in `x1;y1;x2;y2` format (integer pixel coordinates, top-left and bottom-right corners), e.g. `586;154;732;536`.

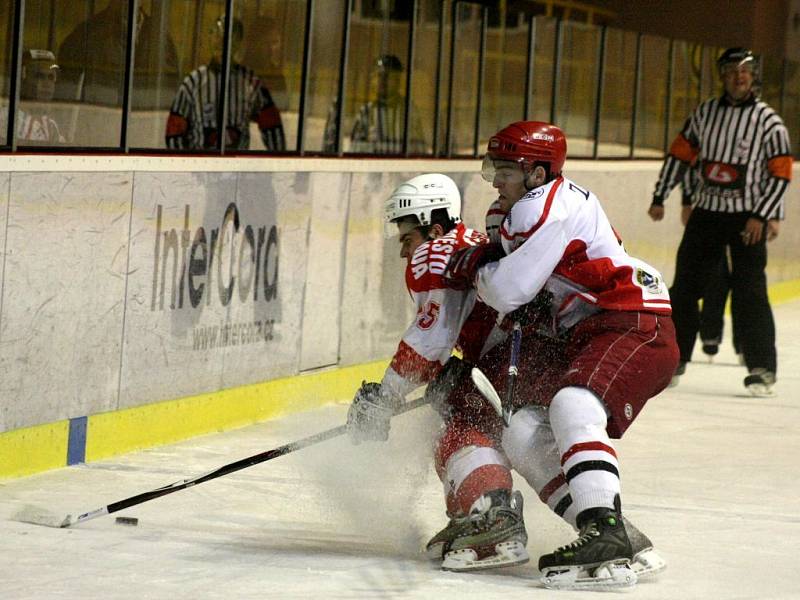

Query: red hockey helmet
485;121;567;178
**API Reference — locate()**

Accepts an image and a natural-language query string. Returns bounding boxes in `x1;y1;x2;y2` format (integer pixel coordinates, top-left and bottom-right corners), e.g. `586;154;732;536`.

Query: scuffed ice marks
302;400;443;563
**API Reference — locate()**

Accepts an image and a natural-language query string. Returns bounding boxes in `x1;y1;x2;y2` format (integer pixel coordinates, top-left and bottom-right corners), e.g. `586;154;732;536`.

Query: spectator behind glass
0;49;65;144
56;3;179;109
323;54;426;154
165;16;285;151
241;16;288;112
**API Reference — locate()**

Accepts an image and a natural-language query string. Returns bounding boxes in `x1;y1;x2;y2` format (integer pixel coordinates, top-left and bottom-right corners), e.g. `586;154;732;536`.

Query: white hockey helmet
384;173;461;237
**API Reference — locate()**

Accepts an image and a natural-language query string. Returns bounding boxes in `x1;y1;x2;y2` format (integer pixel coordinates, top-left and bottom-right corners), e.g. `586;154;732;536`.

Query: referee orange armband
768;155;793;180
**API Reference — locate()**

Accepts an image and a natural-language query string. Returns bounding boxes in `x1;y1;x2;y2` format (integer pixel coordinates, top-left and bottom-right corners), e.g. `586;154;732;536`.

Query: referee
649;47;792;396
165;16;285;151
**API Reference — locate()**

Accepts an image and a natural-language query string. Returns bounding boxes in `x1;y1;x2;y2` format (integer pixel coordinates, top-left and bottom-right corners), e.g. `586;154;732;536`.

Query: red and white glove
443;243;505;290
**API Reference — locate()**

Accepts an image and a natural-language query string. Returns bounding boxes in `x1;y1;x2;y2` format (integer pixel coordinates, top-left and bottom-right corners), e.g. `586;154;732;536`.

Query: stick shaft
502;322;522;425
63;396;429;527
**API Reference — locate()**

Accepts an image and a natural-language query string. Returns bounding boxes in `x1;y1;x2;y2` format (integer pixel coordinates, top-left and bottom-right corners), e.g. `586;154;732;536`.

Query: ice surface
2;302;800;599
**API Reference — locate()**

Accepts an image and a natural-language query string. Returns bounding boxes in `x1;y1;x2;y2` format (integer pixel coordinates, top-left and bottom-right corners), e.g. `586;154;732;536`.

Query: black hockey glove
424;356;471;419
443;243;505;290
346;381;401;444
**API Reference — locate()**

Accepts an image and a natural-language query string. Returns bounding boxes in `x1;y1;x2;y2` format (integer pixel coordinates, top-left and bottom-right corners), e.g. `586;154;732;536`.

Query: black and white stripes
166;62;285;151
653;95;792;220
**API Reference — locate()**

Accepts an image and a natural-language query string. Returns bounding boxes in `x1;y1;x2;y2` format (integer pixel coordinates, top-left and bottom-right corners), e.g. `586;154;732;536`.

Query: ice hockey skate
426;490;529;572
701;338;720;362
668;361;686;388
538;505;637;591
623;517;667;579
744;369;776;397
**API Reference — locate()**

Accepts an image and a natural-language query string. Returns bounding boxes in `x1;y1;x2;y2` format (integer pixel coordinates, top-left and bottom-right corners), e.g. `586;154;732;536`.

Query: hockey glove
346;381;400;444
424;356;471;419
443;243;505;290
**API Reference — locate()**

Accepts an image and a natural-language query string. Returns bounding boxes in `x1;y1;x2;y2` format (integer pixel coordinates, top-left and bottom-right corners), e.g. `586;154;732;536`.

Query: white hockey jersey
0;108;65;144
476;176;671;331
381;223;488;399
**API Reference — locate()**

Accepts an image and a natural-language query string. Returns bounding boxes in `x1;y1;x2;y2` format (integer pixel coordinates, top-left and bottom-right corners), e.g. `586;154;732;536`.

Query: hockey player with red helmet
346;173;530;572
444;121;680;590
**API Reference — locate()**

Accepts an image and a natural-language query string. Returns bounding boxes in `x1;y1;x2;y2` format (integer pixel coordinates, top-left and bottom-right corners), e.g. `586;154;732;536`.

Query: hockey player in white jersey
345;173;529;571
444;122;680;590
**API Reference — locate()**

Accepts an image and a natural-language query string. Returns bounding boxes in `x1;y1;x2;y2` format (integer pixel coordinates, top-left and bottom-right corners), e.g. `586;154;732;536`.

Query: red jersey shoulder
405;224;487;293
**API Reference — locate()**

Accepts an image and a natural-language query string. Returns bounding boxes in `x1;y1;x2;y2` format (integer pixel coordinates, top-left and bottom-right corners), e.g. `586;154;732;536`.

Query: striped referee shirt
348;98;427;155
165;62;285;151
653;94;792;220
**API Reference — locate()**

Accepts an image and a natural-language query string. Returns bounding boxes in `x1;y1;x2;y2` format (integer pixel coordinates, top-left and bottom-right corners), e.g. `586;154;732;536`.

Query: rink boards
1;156;799;479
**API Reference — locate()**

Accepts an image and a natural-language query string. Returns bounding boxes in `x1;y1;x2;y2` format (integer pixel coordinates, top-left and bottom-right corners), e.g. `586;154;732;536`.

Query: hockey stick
25;396;430;529
470;367;503;418
503;322;523;426
470;322;522;426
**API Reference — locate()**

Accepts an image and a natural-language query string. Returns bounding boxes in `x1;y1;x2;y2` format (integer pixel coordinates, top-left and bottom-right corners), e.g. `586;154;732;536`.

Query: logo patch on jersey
527;187;545;200
704;162;739;184
636;269;662;293
624;403;633;420
416;301;440;330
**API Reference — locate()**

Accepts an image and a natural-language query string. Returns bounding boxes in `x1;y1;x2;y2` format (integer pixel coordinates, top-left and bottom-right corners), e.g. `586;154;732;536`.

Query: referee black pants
670;208;776;374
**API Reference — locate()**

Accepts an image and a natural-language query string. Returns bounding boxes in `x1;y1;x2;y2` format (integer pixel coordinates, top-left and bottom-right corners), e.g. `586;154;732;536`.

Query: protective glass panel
596;27;636;158
0;0;14;146
128;0;199;149
528;16;555;124
759;55;783;111
133;0;300;152
340;0;413;155
447;2;482;156
668;40;703;143
21;0;132;147
405;0;444;156
782;60;800;156
304;2;345;153
700;45;721;100
633;34;669;158
554;21;600;157
478;8;529;150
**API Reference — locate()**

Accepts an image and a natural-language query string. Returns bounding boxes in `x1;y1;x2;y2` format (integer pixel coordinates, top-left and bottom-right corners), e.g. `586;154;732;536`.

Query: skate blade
632;548;667;579
442;541;529;572
540;560;638;591
746;383;775;397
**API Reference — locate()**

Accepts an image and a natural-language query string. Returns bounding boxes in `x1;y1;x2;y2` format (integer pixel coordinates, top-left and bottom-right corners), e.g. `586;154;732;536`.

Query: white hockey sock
549;386;620;516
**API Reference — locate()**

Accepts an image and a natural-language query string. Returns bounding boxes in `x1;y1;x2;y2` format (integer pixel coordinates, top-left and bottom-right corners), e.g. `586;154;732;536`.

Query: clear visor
384;218;419;239
481;156;527;185
720;59;755;76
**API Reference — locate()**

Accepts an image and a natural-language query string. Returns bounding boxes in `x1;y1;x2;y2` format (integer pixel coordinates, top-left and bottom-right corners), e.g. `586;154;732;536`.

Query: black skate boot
668;361;686;388
701;338;720;361
539;501;636;590
426;490;529;572
744;369;776;397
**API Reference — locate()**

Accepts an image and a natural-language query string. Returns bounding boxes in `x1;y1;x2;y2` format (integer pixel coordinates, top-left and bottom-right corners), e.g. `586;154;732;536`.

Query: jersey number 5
417;301;441;330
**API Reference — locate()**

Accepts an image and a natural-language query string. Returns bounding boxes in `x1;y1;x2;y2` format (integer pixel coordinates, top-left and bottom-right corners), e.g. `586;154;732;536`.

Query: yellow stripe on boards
85;359;389;462
768;278;800;306
0;421;69;479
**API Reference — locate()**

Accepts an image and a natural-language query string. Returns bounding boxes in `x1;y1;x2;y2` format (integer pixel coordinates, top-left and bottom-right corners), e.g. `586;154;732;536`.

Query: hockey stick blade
28;396;430;529
470;367;503;418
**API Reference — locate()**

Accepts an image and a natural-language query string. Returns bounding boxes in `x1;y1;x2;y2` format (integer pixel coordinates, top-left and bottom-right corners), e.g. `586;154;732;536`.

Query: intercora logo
150;202;278;311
